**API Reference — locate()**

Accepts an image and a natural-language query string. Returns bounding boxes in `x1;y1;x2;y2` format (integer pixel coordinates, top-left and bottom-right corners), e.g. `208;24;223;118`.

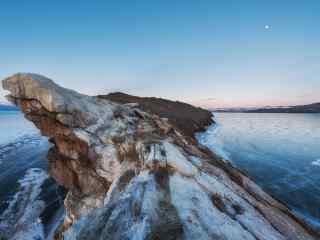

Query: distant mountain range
213;102;320;113
0;102;19;111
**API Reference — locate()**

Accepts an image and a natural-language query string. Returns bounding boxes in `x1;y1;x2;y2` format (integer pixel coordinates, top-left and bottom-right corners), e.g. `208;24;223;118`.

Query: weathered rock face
2;73;319;240
99;92;214;141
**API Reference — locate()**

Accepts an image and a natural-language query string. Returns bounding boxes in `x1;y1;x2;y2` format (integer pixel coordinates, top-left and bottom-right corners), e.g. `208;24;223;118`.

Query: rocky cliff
2;73;319;240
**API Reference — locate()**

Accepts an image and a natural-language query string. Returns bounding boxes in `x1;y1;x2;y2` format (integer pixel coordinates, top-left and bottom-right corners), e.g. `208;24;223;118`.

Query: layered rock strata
2;73;319;240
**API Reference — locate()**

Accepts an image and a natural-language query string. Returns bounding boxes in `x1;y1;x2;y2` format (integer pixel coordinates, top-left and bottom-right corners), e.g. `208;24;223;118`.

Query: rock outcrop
99;92;214;141
2;73;319;240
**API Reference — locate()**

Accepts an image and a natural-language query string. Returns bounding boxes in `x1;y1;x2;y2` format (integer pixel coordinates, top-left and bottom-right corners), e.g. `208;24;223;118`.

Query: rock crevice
2;73;318;240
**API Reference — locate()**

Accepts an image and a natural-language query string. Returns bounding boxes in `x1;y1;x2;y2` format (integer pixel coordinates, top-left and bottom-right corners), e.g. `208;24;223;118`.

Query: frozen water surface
0;111;64;240
198;113;320;230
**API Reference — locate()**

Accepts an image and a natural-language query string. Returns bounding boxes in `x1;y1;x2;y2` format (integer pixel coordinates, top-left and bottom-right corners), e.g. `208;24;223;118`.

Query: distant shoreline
213;111;320;114
211;102;320;114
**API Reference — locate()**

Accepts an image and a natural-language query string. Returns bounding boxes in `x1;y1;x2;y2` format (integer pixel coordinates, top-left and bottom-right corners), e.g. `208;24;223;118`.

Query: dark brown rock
99;92;214;140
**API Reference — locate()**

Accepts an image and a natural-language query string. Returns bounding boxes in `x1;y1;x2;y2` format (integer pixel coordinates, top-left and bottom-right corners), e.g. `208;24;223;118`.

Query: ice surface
0;111;40;145
198;112;320;231
311;159;320;167
0;168;49;240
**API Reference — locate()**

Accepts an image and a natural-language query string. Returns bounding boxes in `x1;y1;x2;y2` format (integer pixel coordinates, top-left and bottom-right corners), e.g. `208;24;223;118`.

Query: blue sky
1;1;319;107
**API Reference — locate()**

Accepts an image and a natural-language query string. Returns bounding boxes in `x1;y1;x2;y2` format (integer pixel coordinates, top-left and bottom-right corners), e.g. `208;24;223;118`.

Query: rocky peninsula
2;73;319;240
99;92;214;141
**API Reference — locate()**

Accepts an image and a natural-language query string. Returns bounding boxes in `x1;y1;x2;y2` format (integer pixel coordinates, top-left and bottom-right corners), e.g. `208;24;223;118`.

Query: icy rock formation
2;73;319;240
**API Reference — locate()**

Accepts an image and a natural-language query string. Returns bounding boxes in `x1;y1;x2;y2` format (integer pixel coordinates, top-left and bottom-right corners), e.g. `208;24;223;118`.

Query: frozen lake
198;113;320;231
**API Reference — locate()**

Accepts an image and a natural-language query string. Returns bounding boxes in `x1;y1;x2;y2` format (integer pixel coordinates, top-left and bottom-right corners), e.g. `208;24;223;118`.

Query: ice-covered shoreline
3;73;319;239
198;112;320;233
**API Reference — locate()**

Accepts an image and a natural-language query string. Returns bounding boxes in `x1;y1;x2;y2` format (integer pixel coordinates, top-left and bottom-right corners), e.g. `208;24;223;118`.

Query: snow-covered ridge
2;73;319;240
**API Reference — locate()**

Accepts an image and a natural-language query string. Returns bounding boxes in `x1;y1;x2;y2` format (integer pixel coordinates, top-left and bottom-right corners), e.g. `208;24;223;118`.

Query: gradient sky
1;1;319;108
